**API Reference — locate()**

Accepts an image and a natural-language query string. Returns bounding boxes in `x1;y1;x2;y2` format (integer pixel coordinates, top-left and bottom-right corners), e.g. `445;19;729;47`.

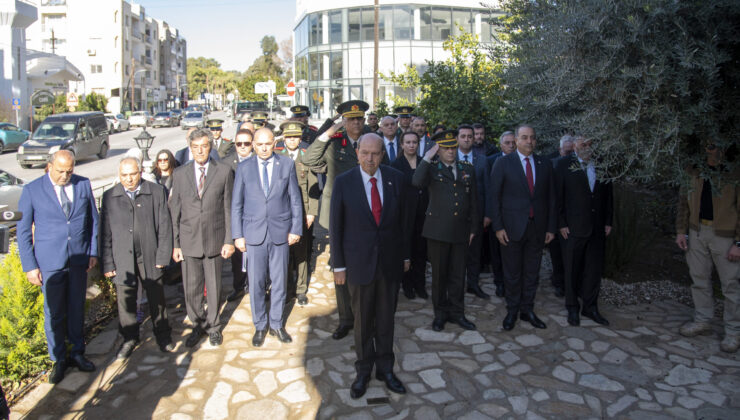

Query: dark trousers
348;268;398;376
564;234;605;312
402;229;427;294
247;241;289;330
288;224;314;296
115;260;170;343
41;265;87;362
230;248;248;292
501;220;544;313
549;235;565;289
183;255;223;334
465;225;483;288
427;238;467;319
488;228;504;286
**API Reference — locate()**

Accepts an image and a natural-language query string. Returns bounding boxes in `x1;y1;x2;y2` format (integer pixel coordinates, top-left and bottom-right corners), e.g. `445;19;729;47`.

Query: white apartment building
1;0;37;128
25;0;187;114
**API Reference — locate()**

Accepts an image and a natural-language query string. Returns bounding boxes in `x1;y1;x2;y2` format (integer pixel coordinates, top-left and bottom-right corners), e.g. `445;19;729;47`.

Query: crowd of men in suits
16;98;738;394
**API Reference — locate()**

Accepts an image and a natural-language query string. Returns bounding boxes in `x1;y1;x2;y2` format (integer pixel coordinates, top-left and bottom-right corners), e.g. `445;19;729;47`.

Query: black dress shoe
117;340;137;359
350;374;370;399
375;371;406;394
269;328;293;343
553;286;565;298
70;354;95;372
226;289;245;302
502;312;517;331
416;288;429;299
567;309;580;326
450;316;476;330
582;309;609;326
297;294;308;306
432;317;446;332
185;326;206;347
466;285;491;299
209;331;223;346
495;283;505;297
252;330;267;347
49;361;67;384
159;342;175;352
403;288;416;300
332;324;352;340
520;311;547;329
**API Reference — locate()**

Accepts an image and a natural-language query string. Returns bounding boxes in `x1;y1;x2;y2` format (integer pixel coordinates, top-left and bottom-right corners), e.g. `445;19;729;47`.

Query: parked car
169;109;183;125
105;113;130;132
16;112;109;168
0;122;31;153
152;112;176;128
0;168;24;227
180;111;205;130
129;111;152;127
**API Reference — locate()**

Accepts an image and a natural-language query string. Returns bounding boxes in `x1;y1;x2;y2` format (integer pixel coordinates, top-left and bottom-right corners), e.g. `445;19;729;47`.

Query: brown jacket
676;166;740;241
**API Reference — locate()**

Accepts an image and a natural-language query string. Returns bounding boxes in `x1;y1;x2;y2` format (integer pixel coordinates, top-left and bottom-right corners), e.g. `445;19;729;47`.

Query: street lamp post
133;126;155;161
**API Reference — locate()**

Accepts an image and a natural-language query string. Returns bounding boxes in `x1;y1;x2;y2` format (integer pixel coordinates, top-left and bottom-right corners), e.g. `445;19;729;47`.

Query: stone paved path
10;231;740;419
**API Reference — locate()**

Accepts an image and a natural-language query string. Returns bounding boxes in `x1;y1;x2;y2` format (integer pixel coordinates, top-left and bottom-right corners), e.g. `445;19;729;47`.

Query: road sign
32;90;55;106
286;81;295;97
11;98;20;110
254;81;276;94
66;92;79;108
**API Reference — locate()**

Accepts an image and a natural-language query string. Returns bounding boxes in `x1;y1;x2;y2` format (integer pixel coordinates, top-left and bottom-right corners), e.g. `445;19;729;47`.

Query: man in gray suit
169;128;235;347
232;128;303;347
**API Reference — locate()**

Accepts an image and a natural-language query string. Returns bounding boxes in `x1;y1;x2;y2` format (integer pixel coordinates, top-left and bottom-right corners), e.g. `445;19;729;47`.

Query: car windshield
185;112;202;118
155;112;170;117
33;122;76;140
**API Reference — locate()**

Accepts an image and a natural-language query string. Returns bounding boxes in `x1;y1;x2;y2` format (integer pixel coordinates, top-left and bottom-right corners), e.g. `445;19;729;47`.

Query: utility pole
130;58;136;112
50;29;57;54
373;0;379;109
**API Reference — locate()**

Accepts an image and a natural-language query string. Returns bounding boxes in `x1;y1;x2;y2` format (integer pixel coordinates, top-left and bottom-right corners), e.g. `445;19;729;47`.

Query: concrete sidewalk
10;229;740;419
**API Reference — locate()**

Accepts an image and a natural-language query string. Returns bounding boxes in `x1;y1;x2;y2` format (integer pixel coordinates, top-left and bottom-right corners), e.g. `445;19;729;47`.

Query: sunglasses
236;142;252;147
157;158;169;162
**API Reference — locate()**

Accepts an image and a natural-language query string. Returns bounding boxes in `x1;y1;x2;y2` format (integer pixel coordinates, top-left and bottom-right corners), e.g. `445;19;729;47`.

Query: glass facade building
293;0;502;118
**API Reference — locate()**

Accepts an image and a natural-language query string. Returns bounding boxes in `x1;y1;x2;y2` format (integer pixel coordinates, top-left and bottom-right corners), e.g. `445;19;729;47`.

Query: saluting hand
424;144;439;161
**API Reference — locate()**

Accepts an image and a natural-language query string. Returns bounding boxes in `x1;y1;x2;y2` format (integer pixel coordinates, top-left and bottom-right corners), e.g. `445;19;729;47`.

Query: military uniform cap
206;119;224;130
337;100;369;118
290;105;311;117
252;111;268;121
432;129;458;148
280;121;305;137
389;114;398;119
393;106;414;117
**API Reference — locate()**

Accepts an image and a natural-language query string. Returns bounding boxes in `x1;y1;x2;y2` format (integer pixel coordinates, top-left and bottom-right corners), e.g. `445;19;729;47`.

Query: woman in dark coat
153;149;176;193
391;131;430;300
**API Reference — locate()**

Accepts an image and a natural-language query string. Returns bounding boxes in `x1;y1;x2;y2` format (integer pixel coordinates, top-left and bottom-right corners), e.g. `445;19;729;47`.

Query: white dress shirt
577;155;596;192
361;167;384;207
516;149;536;184
383;136;398;159
257;155;275;188
49;173;74;207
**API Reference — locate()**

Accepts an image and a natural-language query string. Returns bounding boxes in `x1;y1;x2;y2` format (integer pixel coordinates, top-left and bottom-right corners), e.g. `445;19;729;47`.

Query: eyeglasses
236;142;252;147
157;158;169;162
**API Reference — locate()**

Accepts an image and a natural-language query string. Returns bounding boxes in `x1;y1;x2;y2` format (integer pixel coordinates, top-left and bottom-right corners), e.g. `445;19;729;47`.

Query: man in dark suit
457;124;491;299
331;133;409;398
207;119;234;158
100;157;174;359
224;128;254;302
555;135;613;326
232;127;303;346
413;131;480;332
169;128;235;347
472;123;496;156
17;150;98;383
175;127;220;165
547;134;575;298
303;100;370;340
412;117;433;156
490;124;556;331
277;121;319;306
379;116;400;164
486;131;517;298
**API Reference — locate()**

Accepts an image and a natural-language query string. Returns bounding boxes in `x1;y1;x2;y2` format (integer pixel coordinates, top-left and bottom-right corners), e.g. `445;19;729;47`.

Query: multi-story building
293;0;502;117
0;0;36;128
155;18;187;110
25;0;187;114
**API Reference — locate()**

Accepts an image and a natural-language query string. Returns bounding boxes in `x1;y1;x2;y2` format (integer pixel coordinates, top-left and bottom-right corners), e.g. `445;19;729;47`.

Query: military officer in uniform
413;130;480;332
394;106;414;135
290;105;319;144
252;111;275;131
303;100;370;339
207;119;234;158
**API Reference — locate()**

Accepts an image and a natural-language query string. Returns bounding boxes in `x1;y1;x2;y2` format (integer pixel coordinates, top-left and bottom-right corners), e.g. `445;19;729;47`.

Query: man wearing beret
413;130;480;332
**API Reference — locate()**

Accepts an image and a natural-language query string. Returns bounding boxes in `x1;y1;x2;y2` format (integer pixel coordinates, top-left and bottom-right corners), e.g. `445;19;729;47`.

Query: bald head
358;133;383;150
253;127;276;160
50;149;75;165
357;133;384;175
48;150;75;186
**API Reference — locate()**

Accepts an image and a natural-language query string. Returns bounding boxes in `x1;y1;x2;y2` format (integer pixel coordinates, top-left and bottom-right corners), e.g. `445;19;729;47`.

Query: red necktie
525;157;534;217
370;177;382;225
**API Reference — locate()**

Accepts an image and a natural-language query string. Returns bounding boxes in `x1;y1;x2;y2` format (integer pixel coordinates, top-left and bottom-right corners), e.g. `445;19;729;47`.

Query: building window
309;52;320;81
331;52;342;79
348;8;361;42
452;8;472;37
329;10;342;44
419;7;432;40
431;7;452;40
394;6;413;40
309;14;321;46
360;7;375;41
480;12;493;43
91;64;102;73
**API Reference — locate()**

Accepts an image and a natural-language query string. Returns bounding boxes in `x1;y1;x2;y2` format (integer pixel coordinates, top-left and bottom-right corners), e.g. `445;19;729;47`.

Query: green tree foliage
33;94;69;123
0;244;49;384
79;92;107;112
242;36;289;101
496;0;740;183
385;29;509;135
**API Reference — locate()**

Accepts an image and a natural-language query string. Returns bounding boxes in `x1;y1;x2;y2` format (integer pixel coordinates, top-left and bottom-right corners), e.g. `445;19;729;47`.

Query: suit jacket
418;134;434;156
303;131;360;229
413;159;480;244
175;146;220;166
169;159;234;257
391;154;428;231
223;150;251;172
555;155;613;238
461;151;489;222
231;153;303;245
214;137;234;159
277;144;320;219
17;174;99;272
330;165;409;285
489;152;557;242
100;181;173;285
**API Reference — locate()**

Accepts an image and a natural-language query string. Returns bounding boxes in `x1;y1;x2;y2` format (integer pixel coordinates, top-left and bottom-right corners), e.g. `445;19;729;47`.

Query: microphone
0;211;22;222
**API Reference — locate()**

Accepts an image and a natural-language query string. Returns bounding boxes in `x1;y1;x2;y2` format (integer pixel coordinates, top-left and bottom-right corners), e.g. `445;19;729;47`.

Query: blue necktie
464;154;469;162
388;141;396;161
587;163;596;192
59;186;71;218
262;160;270;196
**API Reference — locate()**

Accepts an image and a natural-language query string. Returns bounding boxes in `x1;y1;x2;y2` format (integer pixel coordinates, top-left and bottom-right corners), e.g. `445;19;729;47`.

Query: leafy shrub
604;183;655;278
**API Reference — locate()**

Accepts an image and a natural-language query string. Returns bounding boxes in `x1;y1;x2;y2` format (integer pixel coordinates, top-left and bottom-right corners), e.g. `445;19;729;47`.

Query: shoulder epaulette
309;125;318;131
222;137;231;142
331;132;344;139
275;146;285;151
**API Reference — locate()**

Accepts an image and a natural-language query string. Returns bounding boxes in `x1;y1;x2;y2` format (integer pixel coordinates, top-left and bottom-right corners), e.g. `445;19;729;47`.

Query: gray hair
559;134;575;148
124;147;144;162
499;131;515;142
357;132;383;149
188;127;213;144
119;156;141;171
380;116;396;125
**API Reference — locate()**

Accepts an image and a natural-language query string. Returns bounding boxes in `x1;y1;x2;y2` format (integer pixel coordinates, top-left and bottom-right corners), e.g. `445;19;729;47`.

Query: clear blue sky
140;0;296;72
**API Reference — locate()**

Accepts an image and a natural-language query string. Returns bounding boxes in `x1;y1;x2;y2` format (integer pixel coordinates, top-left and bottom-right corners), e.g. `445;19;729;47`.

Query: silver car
105;113;130;132
180;112;205;130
